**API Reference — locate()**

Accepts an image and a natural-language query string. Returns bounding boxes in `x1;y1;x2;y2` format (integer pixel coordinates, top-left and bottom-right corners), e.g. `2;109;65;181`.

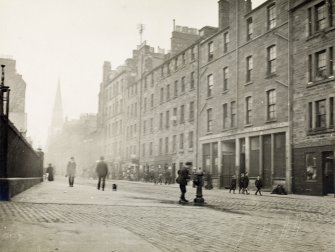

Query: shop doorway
322;152;334;195
221;153;235;188
262;135;272;188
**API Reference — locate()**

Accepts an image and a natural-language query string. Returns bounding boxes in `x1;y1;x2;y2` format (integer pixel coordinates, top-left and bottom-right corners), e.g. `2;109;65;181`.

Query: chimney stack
218;0;230;30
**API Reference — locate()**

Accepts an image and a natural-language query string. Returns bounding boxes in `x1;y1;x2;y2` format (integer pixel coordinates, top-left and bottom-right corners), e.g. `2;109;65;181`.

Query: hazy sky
0;0;265;148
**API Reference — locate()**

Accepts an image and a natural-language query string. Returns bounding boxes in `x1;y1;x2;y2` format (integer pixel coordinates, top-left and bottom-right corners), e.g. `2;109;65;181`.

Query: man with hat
96;156;109;191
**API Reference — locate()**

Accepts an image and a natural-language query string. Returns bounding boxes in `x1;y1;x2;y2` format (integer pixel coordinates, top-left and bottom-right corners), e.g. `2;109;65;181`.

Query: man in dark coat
239;173;244;194
66;157;76;187
243;172;250;195
177;162;191;203
255;175;263;196
96;156;109;191
46;163;54;181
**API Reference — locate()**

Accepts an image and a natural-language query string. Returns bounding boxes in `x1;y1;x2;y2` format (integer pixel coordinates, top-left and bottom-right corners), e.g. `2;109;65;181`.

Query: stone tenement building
0;57;27;133
97;0;335;195
198;0;290;190
290;0;335;195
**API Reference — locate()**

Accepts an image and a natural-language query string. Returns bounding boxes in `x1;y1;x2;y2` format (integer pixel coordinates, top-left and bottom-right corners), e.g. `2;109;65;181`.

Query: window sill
190;87;195;92
188;148;194;152
265;119;277;124
306;26;335;41
307;127;335;135
189;119;195;123
222;90;229;94
206;132;213;135
179;150;184;154
265;73;277;79
206;96;214;100
307;76;334;87
245;81;253;86
306;180;318;183
244;124;253;128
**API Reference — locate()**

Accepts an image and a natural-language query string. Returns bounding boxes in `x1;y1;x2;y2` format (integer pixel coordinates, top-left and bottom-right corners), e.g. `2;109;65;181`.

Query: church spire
50;78;64;135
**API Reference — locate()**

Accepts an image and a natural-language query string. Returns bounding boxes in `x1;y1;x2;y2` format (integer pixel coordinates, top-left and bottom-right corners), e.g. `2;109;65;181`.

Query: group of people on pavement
46;156;110;191
46;156;280;201
229;172;263;196
175;162;266;203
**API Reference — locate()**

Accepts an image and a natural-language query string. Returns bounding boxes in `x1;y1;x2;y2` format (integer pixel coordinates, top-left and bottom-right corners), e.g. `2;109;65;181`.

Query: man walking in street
96;156;108;191
243;172;250;195
66;157;76;187
176;162;191;203
255;175;263;196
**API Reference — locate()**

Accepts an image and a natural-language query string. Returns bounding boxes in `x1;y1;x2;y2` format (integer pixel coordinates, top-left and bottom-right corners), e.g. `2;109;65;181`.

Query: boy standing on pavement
66;157;76;187
229;175;237;193
96;156;109;191
177;162;191;203
255;175;263;196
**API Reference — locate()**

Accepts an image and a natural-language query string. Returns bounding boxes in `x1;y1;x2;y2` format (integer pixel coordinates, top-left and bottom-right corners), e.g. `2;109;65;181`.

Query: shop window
306;153;317;181
250;137;259;177
203;143;211;173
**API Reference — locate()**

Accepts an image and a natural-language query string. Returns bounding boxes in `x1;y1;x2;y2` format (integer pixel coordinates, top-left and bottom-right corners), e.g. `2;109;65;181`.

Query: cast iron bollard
193;168;205;205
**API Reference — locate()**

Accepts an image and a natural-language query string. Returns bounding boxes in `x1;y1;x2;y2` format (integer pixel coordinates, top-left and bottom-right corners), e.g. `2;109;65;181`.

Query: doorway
322;151;334;195
262;135;272;188
221;153;235;188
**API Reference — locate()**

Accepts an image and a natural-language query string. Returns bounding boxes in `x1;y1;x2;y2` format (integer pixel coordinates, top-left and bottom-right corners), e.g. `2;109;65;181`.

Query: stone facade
0;58;27;133
198;0;290;190
290;0;335;195
96;0;334;195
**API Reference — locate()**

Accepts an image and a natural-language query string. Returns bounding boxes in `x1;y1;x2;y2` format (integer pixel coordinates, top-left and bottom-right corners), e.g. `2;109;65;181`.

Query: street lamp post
193;167;205;206
0;64;11;200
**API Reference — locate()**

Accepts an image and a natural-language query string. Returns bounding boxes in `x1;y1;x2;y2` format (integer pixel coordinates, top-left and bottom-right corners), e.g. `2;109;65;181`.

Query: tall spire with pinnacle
49;78;64;136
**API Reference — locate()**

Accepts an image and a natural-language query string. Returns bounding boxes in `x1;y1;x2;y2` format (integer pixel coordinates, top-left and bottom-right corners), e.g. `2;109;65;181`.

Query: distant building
47;114;99;176
0;57;27;133
46;82;100;176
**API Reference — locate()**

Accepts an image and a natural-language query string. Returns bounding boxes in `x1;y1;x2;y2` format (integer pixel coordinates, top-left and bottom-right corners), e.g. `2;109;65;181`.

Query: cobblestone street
1;178;335;252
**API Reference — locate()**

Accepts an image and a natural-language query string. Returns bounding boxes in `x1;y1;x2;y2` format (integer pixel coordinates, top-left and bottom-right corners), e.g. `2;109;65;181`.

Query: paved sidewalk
1;178;335;252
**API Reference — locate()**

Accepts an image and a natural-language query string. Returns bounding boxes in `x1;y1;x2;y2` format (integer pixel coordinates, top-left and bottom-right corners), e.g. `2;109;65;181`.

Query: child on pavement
229;175;237;193
255;175;263;196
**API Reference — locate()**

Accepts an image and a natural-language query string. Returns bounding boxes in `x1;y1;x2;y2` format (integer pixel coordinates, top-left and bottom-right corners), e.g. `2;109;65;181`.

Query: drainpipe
196;42;200;168
287;1;293;194
235;0;240;177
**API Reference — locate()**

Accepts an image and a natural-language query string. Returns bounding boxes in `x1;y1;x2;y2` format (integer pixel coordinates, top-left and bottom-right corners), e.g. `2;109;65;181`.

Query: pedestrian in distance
239;173;244;194
176;162;191;203
158;173;163;185
66;156;76;187
243;172;250;195
255;175;263;196
46;163;54;181
96;156;109;191
164;169;171;185
229;175;236;193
